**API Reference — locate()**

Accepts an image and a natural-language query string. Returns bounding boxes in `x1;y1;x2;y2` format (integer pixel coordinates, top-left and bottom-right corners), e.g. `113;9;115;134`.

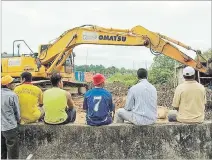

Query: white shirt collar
94;86;102;88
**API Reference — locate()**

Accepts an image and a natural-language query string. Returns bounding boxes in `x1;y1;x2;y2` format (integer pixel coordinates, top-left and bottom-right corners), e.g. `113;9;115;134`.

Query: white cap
183;66;195;76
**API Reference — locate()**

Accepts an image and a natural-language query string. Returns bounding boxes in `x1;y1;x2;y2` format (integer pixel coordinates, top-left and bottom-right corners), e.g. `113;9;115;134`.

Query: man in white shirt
114;68;157;125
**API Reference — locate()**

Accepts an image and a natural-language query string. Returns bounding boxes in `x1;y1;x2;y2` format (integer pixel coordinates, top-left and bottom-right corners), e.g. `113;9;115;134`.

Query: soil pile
156;84;175;108
105;82;128;109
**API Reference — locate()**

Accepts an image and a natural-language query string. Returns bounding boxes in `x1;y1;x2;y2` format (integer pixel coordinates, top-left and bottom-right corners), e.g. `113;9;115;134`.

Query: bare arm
66;91;75;109
38;89;43;107
83;97;87;110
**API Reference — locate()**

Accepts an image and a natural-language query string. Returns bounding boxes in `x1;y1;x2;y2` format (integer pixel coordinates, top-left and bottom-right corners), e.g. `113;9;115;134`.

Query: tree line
74;48;211;86
74;64;137;77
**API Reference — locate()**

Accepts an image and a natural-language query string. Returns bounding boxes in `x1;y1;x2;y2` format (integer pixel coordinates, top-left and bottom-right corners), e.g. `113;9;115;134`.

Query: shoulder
129;85;136;92
84;89;93;97
65;90;72;98
10;90;18;97
84;88;100;97
14;85;23;94
32;85;42;93
195;82;205;90
43;88;51;95
175;83;185;92
14;85;21;91
102;89;113;98
7;89;18;98
146;81;157;91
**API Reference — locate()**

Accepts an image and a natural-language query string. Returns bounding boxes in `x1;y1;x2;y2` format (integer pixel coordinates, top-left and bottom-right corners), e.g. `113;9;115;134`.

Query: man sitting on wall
1;75;20;159
168;66;206;123
83;73;115;126
14;72;44;124
43;73;76;125
114;68;157;125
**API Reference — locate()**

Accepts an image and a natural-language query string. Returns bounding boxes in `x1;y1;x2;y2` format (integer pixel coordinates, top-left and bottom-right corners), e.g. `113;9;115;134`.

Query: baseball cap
1;75;16;86
183;66;195;76
93;73;106;86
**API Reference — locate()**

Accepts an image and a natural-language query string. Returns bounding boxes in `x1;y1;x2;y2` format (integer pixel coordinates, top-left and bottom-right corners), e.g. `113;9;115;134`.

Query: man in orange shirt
14;72;44;124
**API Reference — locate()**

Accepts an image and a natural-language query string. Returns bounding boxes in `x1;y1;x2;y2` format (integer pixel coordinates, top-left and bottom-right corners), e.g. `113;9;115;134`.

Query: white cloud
2;1;211;69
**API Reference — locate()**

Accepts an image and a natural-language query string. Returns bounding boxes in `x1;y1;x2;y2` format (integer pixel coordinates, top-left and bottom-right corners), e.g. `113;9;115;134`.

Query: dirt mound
105;82;128;109
156;84;175;108
205;88;212;109
105;82;128;96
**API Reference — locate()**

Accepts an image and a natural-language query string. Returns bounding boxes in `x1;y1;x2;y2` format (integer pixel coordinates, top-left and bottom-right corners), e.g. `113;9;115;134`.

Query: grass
107;73;138;87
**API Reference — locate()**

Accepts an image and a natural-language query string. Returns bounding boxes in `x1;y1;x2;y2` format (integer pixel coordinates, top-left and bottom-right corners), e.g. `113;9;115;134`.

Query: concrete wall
19;121;212;159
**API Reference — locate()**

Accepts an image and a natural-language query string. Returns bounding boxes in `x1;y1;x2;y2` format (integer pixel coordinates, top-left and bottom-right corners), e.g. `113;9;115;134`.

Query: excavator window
64;57;73;74
12;40;34;57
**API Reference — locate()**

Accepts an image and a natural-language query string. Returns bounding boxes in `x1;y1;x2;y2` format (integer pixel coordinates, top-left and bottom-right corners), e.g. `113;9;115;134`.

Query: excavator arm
38;25;211;75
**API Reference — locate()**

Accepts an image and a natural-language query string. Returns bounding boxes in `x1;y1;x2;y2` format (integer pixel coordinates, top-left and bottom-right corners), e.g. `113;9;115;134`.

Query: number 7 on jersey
93;96;102;112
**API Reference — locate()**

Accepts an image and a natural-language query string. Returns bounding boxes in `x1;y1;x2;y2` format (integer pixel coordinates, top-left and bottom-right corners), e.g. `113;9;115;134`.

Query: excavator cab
64;53;75;74
12;40;36;57
1;40;42;77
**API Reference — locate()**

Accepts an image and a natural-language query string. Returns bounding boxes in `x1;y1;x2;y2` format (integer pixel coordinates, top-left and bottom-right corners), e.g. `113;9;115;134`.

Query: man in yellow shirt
168;66;206;123
43;73;76;125
14;72;44;124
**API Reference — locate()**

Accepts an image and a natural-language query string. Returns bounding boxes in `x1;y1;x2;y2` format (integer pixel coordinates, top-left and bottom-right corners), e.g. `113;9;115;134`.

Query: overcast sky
2;1;211;69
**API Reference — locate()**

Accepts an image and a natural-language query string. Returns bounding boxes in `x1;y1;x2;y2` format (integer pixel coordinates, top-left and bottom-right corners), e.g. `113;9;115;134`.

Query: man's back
127;79;157;121
1;88;20;131
14;84;42;122
173;81;206;123
43;87;68;124
83;88;114;125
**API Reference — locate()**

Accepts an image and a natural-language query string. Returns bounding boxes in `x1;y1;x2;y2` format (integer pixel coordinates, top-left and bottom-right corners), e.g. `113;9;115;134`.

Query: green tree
148;55;179;85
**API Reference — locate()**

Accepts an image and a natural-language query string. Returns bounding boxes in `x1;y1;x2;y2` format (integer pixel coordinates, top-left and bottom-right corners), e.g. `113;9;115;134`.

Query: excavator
1;25;212;94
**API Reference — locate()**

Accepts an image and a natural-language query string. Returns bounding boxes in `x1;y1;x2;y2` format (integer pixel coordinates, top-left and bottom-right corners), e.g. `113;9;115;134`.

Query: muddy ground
73;82;212;124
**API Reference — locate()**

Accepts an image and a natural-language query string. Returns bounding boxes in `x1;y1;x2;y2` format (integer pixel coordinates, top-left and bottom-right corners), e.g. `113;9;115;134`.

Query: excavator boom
38;25;211;75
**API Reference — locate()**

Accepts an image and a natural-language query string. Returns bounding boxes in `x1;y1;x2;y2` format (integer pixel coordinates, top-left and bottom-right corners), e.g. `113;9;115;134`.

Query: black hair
50;73;62;87
21;72;32;82
183;75;195;80
137;68;148;79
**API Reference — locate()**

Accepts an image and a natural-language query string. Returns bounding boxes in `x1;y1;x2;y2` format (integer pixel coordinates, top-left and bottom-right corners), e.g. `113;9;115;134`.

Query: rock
157;106;168;119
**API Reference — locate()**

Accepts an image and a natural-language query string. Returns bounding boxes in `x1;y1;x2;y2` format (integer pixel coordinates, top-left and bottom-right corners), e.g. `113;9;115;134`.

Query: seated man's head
21;72;32;83
50;73;63;88
183;66;195;80
137;68;147;80
93;73;106;87
1;75;16;90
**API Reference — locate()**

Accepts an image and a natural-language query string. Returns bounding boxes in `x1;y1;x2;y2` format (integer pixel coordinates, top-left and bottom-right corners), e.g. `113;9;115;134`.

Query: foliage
74;49;211;87
74;64;136;77
107;73;137;87
148;55;179;85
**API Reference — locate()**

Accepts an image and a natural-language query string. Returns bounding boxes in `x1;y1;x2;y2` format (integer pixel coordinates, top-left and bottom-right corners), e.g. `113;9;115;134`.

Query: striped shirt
124;79;157;124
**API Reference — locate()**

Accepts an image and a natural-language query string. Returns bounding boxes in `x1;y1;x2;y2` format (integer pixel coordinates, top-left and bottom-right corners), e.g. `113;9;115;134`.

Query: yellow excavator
1;25;212;93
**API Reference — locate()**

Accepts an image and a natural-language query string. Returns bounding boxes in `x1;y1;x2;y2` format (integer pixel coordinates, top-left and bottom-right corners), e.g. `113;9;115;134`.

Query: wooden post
197;71;200;83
